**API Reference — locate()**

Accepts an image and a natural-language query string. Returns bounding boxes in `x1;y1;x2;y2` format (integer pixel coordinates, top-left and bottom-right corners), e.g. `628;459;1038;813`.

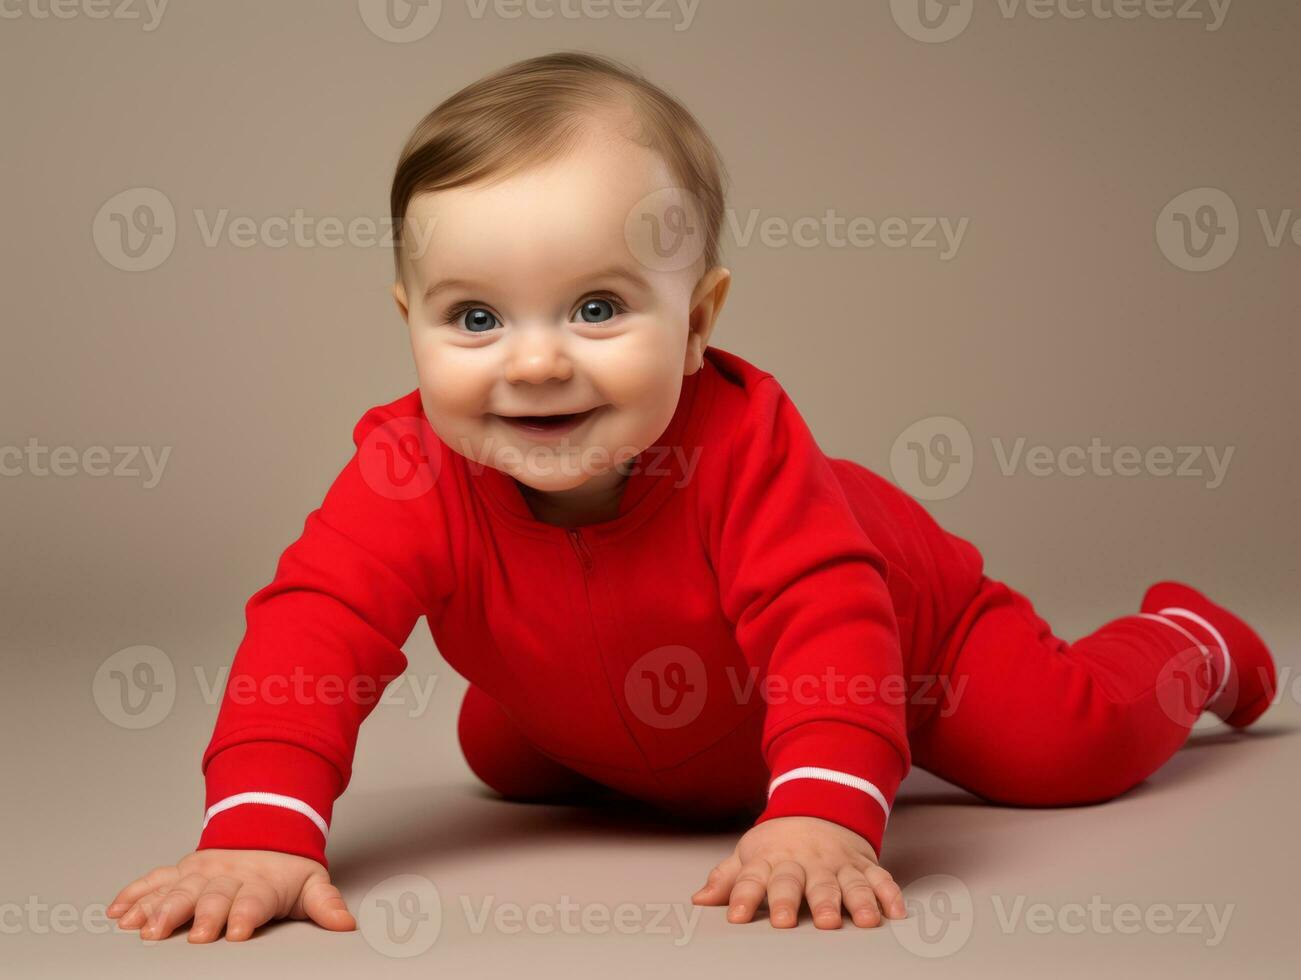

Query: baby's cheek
415;351;493;414
610;374;684;451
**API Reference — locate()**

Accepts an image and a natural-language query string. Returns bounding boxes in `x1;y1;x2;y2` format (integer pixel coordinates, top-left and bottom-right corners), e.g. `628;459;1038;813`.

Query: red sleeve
196;399;455;869
709;377;911;858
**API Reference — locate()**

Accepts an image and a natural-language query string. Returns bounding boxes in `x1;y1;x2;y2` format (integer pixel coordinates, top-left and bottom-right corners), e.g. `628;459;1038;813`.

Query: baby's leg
457;683;612;803
909;576;1266;807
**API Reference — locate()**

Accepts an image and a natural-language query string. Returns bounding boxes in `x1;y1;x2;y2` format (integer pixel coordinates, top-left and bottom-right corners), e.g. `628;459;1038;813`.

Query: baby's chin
486;430;645;489
505;454;631;494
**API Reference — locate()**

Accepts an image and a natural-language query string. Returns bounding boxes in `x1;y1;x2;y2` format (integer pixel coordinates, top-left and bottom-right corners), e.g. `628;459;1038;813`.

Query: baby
107;51;1278;943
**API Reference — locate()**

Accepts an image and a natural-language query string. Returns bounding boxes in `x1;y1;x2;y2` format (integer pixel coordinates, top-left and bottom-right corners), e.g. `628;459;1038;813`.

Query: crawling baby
107;50;1277;943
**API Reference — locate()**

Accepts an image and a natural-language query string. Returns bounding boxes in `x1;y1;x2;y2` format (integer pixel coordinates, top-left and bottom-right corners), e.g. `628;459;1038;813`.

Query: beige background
1;0;1297;975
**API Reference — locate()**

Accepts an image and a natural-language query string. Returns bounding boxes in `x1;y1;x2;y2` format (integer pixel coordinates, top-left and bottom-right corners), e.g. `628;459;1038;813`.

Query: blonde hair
389;50;729;282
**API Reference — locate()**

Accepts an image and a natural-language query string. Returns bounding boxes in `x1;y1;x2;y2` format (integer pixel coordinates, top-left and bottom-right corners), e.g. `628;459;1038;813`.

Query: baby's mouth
492;406;603;436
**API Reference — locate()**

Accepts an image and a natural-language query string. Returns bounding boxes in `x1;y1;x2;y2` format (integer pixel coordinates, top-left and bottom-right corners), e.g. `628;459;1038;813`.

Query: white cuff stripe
1139;609;1232;704
1157;606;1231;704
202;792;328;840
768;766;891;820
1137;612;1207;656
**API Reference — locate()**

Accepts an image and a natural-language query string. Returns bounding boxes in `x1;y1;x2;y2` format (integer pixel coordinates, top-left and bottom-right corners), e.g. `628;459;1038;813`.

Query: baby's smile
490;404;608;440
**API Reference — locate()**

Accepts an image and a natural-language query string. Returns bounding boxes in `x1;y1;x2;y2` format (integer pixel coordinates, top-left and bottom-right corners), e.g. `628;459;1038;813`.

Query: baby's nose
502;328;574;385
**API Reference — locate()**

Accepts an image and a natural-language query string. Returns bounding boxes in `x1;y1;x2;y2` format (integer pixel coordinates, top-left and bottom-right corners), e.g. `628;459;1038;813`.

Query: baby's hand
107;849;355;942
691;816;907;929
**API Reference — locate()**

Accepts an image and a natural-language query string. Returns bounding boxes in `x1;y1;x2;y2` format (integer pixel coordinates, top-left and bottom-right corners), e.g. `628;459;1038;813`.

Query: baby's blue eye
578;298;616;323
461;308;498;333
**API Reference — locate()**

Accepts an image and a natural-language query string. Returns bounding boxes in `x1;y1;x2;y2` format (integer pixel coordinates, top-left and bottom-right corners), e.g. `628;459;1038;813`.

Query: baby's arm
109;400;455;942
697;376;912;928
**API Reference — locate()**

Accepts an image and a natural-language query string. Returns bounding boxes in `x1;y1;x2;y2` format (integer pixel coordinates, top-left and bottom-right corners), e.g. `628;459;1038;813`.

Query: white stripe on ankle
1157;606;1231;704
1138;611;1231;705
1137;611;1207;657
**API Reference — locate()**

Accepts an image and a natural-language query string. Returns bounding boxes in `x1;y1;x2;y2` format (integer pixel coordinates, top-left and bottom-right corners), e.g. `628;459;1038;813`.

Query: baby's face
392;118;726;511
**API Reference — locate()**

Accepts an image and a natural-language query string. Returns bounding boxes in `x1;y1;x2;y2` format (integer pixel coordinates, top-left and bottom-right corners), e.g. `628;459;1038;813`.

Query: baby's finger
804;869;843;930
141;873;209;940
117;885;173;931
300;876;356;931
764;860;806;928
866;865;906;919
838;865;883;928
692;853;741;905
108;866;180;918
725;858;772;924
188;876;242;943
224;878;279;942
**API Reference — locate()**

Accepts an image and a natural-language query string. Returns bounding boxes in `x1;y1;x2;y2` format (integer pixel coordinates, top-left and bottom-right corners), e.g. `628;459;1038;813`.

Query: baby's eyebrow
566;264;652;294
422;264;651;305
422;278;481;304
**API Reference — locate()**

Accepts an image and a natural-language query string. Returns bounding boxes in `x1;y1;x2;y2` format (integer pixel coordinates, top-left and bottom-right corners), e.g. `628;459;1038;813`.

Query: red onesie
197;345;1223;868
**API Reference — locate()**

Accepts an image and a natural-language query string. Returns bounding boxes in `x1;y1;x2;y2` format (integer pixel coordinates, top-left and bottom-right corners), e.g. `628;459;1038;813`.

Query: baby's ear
683;332;704;375
391;280;410;323
692;266;731;322
687;265;731;364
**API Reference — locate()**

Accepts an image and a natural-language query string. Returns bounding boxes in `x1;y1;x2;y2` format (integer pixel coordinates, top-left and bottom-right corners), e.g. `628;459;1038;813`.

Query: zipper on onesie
567;527;594;573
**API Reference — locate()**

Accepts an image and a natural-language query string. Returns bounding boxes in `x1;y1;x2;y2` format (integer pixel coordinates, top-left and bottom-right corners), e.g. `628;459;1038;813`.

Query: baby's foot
1140;580;1277;728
